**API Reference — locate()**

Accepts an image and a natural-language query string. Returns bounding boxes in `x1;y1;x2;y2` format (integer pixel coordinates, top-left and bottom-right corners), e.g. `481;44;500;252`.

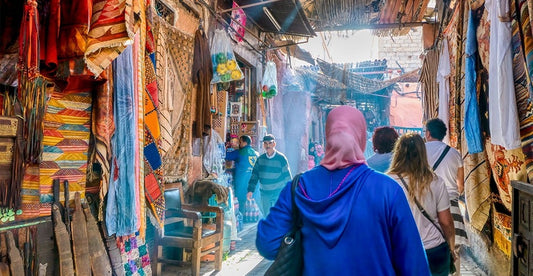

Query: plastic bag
210;29;244;84
261;61;277;98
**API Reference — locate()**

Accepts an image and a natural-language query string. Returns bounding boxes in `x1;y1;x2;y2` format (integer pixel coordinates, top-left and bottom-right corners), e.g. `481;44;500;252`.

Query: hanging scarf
18;0;39;79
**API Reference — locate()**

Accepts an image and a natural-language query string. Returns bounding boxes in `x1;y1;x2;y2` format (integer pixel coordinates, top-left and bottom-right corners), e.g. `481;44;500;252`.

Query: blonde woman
388;133;455;276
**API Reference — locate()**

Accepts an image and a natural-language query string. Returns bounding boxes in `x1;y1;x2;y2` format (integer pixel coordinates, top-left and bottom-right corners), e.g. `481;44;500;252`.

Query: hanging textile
117;233;152;275
18;0;40;79
106;46;139;236
486;140;527;211
229;2;246;42
38;90;93;215
88;66;115;220
464;10;483;153
156;20;195;182
192;28;213;138
486;0;521;150
57;0;91;59
512;0;533;181
143;2;165;227
38;0;59;73
419;49;439;123
436;39;451;144
85;0;141;76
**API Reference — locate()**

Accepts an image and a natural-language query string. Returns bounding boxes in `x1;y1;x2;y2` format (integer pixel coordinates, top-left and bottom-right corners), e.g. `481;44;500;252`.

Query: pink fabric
320;106;367;170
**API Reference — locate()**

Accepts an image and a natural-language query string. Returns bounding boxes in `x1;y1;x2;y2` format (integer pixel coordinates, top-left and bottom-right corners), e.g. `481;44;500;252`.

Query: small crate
0;117;17;137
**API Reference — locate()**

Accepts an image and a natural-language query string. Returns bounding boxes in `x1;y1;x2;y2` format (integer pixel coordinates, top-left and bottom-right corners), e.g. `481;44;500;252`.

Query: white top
389;174;450;250
436;38;451;144
486;0;521;149
425;141;463;199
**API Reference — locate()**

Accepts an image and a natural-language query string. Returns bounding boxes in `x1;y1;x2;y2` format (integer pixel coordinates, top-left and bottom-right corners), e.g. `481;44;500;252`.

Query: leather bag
265;174;303;276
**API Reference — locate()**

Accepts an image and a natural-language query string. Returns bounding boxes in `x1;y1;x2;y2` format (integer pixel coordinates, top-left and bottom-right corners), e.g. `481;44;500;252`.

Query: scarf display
464;10;483;153
106;46;139;236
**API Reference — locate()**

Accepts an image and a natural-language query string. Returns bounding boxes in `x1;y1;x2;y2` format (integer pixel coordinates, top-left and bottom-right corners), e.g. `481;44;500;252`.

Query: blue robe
256;164;430;275
226;145;258;213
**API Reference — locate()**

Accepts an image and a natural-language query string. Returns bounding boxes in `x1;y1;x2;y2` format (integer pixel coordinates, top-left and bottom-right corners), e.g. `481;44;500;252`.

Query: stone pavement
161;222;486;276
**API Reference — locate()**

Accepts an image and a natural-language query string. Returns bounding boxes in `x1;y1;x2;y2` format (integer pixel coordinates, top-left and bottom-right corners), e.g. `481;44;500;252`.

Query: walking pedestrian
388;132;456;276
225;135;259;214
424;118;468;274
256;106;430;275
246;134;291;217
367;126;399;173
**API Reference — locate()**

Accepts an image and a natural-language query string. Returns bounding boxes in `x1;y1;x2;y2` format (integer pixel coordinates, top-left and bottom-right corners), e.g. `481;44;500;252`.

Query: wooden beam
217;0;283;14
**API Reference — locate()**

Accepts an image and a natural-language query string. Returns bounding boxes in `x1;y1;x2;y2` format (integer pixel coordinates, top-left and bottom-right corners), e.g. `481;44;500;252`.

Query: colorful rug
144;9;165;228
156;19;195;183
492;204;512;256
486;139;527;211
39;91;92;212
85;0;140;76
117;233;152;276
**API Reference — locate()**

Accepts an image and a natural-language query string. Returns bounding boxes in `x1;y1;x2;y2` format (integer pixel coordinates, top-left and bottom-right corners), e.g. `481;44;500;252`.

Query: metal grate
155;0;175;25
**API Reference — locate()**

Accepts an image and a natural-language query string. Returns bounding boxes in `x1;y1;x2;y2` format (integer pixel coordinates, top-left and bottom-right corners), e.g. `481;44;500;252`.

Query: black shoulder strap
397;175;446;240
432;145;451;171
291;173;303;229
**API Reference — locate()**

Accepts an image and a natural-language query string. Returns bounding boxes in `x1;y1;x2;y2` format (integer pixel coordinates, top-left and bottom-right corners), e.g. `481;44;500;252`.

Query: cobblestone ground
161;222;486;276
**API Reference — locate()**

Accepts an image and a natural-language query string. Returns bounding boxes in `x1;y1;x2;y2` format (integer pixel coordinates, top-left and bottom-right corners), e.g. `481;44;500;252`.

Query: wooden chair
155;183;224;276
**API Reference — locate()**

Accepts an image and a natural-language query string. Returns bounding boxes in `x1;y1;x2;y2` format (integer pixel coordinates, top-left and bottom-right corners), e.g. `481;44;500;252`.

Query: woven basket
0;138;14;165
0;117;17;137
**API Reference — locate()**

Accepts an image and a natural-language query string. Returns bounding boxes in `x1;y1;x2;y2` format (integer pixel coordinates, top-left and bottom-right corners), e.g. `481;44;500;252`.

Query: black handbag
265;173;303;276
397;175;457;275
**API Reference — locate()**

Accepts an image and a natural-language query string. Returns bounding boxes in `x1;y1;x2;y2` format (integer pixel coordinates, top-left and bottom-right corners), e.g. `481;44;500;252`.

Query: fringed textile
156;19;195;183
117;233;152;275
20;77;48;165
39;91;92;216
17;0;39;79
143;1;165;228
85;0;141;77
106;46;138;236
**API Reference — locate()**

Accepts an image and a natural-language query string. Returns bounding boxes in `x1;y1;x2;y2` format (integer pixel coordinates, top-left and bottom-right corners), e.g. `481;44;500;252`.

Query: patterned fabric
18;0;39;79
450;199;468;245
477;8;490;71
143;2;165;228
156;19;195;183
85;0;140;76
486;140;527;211
511;0;533;180
492;205;512;256
117;233;152;276
39;91;92;215
90;66;115;219
229;2;246;42
514;0;533;181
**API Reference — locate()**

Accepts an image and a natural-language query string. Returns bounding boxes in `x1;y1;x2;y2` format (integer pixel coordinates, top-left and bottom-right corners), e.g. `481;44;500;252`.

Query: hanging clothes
191;28;213;138
464;11;483;153
106;46;138;236
419;48;439;123
486;0;521;149
436;39;451;144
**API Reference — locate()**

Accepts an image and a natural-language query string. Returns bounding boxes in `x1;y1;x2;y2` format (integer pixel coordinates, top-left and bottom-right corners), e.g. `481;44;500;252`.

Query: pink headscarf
320;106;367;170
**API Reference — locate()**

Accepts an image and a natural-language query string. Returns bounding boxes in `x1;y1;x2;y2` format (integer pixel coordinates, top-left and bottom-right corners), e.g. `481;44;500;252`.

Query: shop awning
226;0;316;37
